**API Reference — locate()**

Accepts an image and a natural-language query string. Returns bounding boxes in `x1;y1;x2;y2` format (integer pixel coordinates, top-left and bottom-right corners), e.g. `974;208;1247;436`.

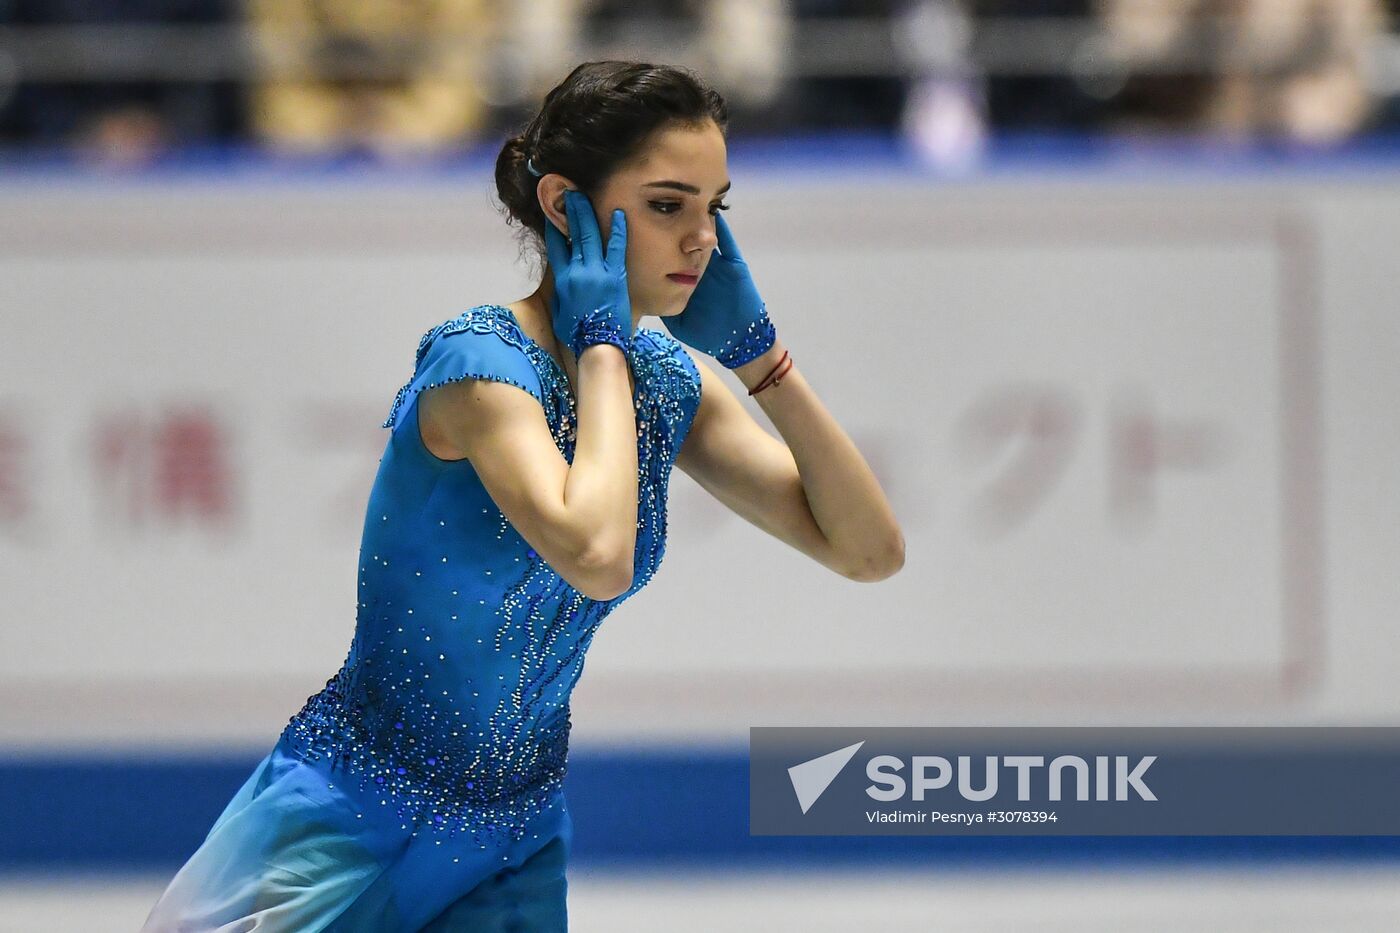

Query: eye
647;200;732;217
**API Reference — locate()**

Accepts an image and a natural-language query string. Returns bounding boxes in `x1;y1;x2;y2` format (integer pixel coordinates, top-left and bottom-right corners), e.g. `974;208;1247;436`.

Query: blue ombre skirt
141;737;572;932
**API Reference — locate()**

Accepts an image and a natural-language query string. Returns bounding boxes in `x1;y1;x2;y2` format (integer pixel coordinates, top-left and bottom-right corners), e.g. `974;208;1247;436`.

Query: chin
634;295;688;319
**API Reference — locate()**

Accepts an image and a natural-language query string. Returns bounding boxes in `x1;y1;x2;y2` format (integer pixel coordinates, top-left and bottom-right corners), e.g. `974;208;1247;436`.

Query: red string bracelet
759;355;795;394
748;351;794;396
744;348;789;392
747;350;788;396
768;355;795;387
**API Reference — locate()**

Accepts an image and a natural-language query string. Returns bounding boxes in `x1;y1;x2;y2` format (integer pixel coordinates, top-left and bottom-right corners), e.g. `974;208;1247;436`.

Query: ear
536;174;578;239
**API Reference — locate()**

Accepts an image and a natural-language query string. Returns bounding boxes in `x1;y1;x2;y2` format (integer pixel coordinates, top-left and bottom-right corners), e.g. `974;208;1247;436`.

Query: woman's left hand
662;213;777;369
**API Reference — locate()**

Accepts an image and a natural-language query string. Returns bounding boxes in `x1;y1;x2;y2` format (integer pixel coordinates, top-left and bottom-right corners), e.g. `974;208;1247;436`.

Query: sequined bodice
280;305;701;845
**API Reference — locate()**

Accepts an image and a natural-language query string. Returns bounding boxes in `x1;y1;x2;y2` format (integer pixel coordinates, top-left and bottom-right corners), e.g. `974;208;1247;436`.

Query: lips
667;272;699;286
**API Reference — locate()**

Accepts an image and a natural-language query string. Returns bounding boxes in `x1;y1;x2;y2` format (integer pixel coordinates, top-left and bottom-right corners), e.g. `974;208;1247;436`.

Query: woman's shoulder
412;304;540;366
383;305;551;430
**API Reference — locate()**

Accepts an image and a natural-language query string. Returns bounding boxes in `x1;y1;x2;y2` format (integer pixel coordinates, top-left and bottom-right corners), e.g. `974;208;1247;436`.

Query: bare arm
676;338;904;582
419;343;638;599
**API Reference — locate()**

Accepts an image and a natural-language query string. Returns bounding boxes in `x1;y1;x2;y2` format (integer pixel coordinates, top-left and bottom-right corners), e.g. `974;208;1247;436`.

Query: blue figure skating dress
143;304;702;931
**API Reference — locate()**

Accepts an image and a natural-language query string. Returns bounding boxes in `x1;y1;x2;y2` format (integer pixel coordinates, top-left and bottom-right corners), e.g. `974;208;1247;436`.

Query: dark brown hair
494;61;729;261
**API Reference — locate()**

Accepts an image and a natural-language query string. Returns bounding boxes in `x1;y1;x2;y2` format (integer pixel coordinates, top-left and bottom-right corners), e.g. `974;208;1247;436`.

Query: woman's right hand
544;189;633;359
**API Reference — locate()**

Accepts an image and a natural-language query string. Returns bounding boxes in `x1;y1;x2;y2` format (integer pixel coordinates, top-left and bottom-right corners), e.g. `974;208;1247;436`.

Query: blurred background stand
4;1;1399;164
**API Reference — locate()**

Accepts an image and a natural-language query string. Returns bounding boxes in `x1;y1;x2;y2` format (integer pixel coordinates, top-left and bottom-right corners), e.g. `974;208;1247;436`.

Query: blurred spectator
896;0;988;171
245;0;499;159
972;0;1112;132
0;0;242;165
584;0;790;106
1099;0;1389;143
489;0;580;111
1;0;1396;157
699;0;791;107
766;0;908;132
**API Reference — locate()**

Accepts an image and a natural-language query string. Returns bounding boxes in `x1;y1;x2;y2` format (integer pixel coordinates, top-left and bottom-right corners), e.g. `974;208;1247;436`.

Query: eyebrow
641;180;732;196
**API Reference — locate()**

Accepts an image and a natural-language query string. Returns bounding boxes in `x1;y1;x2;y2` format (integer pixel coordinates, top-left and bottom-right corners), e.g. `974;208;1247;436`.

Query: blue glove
662;212;776;369
544;189;632;359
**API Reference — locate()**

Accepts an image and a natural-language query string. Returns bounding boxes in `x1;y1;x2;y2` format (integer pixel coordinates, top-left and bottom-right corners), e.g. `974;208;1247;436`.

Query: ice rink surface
3;865;1398;932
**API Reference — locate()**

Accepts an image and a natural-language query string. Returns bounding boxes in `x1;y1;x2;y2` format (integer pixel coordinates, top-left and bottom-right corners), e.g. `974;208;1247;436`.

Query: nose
684;218;718;255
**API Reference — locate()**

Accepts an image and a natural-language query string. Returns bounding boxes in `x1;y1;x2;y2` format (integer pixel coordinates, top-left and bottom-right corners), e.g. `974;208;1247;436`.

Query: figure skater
142;60;904;932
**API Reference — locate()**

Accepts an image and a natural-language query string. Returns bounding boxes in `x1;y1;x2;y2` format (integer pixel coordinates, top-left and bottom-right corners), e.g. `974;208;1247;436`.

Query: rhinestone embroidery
281;305;701;848
713;302;777;369
570;309;632;359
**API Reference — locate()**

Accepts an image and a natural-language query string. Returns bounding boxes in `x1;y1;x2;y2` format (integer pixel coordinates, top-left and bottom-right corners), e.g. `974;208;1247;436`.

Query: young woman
143;60;903;932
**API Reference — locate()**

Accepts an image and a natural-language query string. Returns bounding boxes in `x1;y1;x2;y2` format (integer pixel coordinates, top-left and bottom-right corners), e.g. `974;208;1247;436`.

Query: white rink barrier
2;169;1398;748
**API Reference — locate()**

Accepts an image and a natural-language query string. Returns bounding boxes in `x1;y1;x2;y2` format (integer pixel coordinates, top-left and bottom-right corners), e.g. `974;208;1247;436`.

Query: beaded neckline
477;304;568;381
384;303;673;433
478;303;645;400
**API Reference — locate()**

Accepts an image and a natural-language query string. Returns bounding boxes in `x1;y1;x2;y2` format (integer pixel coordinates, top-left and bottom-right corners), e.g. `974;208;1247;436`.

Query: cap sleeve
383;307;545;430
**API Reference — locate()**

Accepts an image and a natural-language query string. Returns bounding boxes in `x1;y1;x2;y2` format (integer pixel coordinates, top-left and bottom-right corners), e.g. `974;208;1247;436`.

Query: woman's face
579;119;731;318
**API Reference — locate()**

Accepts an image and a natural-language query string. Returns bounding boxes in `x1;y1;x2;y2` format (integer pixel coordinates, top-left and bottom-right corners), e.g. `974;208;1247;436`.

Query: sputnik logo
788;741;865;814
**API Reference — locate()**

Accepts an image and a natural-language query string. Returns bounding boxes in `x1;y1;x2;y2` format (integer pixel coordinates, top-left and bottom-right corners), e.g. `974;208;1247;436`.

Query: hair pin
526;157;543;178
